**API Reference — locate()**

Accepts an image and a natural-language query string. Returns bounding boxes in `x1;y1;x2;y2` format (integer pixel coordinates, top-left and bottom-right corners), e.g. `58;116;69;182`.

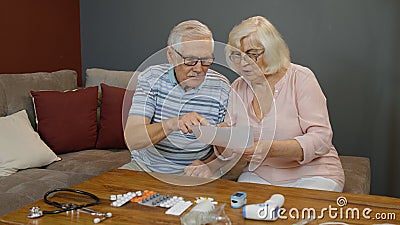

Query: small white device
242;194;284;221
231;192;247;208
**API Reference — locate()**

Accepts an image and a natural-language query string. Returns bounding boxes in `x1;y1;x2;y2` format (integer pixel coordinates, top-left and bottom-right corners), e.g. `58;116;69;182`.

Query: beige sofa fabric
340;156;371;194
0;81;6;117
46;149;130;176
0;70;77;128
0;169;92;216
85;68;139;91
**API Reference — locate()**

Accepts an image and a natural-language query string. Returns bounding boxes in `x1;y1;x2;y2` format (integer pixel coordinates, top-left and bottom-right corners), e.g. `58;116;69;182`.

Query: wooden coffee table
1;169;399;224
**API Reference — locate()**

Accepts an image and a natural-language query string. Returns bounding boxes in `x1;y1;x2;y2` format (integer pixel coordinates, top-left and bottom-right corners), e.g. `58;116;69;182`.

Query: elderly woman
219;16;344;192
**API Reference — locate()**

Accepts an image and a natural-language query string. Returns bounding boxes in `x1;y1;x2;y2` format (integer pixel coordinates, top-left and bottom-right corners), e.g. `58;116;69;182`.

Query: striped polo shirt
129;64;230;173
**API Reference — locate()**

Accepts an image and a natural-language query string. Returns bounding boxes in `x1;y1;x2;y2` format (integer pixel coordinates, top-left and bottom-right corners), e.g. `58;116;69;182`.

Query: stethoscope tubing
42;188;100;215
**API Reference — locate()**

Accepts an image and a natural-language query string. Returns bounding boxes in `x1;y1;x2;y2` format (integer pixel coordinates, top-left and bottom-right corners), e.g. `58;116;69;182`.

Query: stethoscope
27;188;112;223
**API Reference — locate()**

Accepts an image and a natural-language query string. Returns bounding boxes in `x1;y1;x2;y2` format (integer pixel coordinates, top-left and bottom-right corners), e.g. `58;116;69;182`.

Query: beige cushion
0;110;59;176
85;68;139;91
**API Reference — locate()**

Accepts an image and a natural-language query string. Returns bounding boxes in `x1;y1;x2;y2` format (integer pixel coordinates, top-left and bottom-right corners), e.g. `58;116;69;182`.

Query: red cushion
96;83;134;149
31;87;98;154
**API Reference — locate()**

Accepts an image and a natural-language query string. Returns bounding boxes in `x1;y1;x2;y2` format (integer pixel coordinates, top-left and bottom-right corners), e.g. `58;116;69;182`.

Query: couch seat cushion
46;149;131;176
0;168;92;216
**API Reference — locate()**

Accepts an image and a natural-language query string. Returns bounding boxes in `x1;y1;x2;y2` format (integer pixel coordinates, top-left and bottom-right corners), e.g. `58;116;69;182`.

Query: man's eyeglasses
172;47;214;66
229;49;265;64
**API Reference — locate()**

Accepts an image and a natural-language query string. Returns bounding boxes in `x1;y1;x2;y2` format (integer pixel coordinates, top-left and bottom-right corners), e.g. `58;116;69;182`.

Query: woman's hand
184;160;212;178
240;141;269;163
216;122;229;127
241;141;258;162
240;140;304;163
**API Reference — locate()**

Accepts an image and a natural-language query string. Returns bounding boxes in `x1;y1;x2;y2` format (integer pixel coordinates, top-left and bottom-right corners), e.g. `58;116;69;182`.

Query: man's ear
167;46;174;64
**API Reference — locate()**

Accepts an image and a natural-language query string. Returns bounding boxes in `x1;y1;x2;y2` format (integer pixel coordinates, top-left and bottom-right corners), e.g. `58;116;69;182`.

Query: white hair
227;16;290;75
167;20;214;51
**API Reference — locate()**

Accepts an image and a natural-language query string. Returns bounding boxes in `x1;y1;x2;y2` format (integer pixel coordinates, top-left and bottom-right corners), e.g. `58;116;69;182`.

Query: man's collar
167;66;179;86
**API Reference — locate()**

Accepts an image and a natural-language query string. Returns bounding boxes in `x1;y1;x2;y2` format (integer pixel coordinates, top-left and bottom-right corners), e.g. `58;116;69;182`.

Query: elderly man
123;20;230;177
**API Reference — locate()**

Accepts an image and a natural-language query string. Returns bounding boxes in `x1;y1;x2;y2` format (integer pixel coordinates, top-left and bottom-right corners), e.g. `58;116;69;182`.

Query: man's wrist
162;118;177;134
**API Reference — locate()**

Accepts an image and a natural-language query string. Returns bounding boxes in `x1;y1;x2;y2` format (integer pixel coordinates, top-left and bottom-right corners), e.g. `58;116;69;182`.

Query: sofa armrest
340;155;371;194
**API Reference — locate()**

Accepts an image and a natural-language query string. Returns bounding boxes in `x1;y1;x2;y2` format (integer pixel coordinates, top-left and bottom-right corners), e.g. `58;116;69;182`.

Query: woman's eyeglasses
229;49;265;64
172;47;214;66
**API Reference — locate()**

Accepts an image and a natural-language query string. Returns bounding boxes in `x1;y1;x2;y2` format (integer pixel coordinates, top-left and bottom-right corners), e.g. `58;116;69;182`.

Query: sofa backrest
85;68;139;91
0;70;77;128
0;84;6;117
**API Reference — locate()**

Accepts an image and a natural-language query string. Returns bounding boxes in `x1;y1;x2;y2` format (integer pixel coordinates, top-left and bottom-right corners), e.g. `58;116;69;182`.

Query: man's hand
166;112;210;134
184;160;212;178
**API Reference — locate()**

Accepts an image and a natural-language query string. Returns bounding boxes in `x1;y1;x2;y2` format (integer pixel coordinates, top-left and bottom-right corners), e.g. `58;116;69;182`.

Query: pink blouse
226;63;345;188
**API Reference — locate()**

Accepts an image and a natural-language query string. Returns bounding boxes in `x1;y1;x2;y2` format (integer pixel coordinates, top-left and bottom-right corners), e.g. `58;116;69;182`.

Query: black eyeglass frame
171;47;215;66
229;49;265;64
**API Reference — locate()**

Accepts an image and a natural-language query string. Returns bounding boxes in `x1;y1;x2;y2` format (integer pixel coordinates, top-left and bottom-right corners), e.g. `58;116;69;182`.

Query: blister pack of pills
139;194;185;208
110;191;142;207
109;189;191;215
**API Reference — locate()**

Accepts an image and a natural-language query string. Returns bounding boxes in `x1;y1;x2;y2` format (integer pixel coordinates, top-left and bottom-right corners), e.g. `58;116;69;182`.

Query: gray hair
167;20;214;51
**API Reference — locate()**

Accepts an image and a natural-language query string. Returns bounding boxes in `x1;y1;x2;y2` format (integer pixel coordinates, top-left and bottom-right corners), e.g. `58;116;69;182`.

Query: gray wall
80;0;400;197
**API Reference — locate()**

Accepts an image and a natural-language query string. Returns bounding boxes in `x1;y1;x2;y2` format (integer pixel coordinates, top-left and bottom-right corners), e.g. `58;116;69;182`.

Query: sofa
0;69;134;216
0;69;370;217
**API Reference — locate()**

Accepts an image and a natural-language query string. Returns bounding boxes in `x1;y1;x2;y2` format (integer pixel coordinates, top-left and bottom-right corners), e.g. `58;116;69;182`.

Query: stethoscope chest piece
27;206;44;219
